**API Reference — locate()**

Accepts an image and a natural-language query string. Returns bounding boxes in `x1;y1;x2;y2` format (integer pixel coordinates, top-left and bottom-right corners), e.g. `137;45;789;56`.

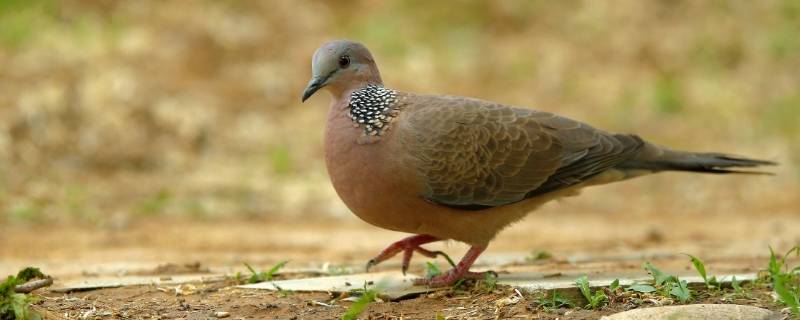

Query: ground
3;203;798;319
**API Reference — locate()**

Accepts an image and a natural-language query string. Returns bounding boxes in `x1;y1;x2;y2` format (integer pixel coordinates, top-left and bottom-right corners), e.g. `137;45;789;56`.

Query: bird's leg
414;245;491;287
366;234;446;274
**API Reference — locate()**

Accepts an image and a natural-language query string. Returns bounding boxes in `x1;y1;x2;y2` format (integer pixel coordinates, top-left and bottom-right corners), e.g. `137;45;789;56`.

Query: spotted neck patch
347;84;399;136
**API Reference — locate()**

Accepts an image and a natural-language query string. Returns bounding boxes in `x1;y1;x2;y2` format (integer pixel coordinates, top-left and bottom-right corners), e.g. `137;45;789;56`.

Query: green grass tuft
766;246;800;315
244;261;289;284
575;275;607;309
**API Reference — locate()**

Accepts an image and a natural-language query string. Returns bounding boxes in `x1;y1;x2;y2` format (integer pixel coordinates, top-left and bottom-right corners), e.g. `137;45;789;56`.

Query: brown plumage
302;40;776;286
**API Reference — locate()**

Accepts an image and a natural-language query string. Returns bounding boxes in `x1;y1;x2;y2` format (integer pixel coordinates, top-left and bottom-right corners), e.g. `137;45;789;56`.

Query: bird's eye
338;55;351;68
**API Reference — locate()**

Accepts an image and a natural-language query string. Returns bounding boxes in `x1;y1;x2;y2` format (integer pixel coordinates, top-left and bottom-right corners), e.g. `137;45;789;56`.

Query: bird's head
302;40;383;102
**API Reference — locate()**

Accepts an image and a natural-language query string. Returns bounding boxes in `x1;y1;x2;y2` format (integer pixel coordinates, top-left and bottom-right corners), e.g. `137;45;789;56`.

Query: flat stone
238;271;435;300
601;304;777;320
238;271;759;301
50;274;227;292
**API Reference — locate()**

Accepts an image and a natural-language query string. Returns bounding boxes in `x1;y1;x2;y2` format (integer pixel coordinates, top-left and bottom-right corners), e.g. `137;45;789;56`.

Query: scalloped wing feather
405;94;644;209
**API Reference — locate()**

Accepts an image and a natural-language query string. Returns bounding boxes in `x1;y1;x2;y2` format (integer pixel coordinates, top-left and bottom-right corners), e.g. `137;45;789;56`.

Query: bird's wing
404;95;644;210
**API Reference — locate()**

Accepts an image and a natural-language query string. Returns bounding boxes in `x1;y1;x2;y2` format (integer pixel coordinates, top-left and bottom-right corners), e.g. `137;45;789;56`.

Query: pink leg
414;245;491;287
366;234;445;274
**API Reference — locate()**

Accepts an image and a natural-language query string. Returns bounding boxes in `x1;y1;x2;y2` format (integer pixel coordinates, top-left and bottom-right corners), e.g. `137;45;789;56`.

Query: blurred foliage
0;0;797;225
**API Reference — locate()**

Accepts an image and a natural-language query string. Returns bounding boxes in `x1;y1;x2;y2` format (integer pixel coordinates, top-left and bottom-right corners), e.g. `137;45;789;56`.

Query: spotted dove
301;40;776;287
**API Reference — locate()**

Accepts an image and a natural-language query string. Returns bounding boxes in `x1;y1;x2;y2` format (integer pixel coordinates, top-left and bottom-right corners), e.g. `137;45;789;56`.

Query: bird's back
394;92;646;210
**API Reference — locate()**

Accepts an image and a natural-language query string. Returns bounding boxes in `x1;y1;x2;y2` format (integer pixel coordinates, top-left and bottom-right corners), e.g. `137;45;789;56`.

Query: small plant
535;291;575;310
1;267;47;320
627;261;692;304
685;254;719;289
669;277;691;303
481;272;498;292
731;276;743;296
341;289;377;320
766;246;800;315
342;283;380;320
272;283;292;297
575;275;607;309
643;262;675;287
425;262;442;278
627;283;656;293
244;261;288;284
450;279;469;295
609;279;620;293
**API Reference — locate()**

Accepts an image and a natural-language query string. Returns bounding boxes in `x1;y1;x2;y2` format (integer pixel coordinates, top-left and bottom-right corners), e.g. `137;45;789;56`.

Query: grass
241;261;289;284
341;288;378;320
342;282;385;320
765;246;800;315
685;254;720;290
556;247;800;313
632;262;692;303
534;291;575;310
575;275;607;309
1;267;46;320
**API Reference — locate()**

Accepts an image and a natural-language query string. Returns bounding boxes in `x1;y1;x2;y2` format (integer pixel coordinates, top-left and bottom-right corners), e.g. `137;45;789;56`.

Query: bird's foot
365;234;445;274
414;245;489;287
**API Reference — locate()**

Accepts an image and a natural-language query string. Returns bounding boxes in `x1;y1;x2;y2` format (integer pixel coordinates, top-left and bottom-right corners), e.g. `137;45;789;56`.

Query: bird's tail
617;143;777;175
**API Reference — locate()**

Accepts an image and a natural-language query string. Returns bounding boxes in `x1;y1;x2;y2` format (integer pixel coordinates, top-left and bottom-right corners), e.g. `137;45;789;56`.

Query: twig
14;277;53;293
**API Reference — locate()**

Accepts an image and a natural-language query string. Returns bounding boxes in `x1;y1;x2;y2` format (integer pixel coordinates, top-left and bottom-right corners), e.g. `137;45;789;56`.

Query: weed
685;254;720;290
731;276;743;296
643;262;675;287
244;261;288;284
342;283;381;320
272;283;292;297
627;283;656;293
425;262;442;278
609;279;620;293
1;267;46;320
450;279;468;295
481;272;498;292
575;275;607;309
766;246;800;315
669;277;691;303
341;289;377;320
628;261;693;304
534;291;575;310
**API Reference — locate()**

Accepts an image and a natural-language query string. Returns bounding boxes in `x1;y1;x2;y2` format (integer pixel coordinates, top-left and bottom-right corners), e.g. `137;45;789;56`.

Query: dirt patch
31;280;784;319
3;212;796;319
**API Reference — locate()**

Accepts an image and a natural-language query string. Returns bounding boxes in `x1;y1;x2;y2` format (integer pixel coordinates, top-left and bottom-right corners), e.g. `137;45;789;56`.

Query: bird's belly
325;142;424;234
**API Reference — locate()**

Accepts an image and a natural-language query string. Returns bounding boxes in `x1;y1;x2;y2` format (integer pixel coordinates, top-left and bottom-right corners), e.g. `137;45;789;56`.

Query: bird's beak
301;75;328;102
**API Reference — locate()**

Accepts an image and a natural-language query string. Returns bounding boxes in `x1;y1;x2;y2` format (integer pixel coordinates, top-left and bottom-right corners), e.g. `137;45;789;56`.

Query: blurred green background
0;0;798;226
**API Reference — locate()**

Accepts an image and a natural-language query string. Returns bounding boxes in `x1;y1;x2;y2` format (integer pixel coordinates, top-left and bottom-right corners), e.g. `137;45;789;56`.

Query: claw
365;259;377;272
364;235;441;273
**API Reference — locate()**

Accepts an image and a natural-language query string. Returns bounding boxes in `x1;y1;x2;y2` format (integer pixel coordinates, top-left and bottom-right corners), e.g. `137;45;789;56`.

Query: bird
301;40;776;287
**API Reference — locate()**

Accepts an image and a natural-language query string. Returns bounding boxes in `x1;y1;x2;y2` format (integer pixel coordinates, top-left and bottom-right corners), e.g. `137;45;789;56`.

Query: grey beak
301;76;327;102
